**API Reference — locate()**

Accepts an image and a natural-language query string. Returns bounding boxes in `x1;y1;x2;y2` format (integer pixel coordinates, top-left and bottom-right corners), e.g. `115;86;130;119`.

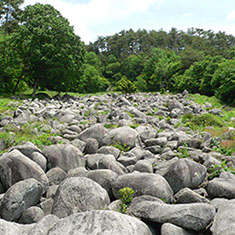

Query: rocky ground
0;91;234;235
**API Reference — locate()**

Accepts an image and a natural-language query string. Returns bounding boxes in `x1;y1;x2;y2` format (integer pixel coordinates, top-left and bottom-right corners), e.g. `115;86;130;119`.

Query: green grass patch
104;123;119;129
182;113;223;130
111;142;131;152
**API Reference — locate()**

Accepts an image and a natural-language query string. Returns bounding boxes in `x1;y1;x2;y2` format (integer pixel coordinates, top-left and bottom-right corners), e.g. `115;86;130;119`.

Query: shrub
119;187;135;214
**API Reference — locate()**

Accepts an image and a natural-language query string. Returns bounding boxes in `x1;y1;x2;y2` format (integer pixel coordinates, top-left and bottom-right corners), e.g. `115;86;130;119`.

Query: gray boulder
46;167;67;186
84;138;99;154
0;149;49;191
97;146;120;159
210;199;235;235
0;178;43;221
42;144;85;172
112;172;174;202
130;200;215;231
77;123;107;144
102;126;138;148
175;188;210;204
0;219;34;235
163;158;207;193
47;210;152;235
133;160;153;173
206;177;235;199
18;206;44;224
87;169;118;199
161;223;197;235
86;153;125;175
52;177;110;218
28;214;59;235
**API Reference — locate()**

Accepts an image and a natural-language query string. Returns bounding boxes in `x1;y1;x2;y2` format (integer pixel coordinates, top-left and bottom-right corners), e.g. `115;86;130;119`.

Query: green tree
199;56;225;96
116;76;137;93
79;64;110;93
211;60;235;104
0;0;24;92
14;3;85;96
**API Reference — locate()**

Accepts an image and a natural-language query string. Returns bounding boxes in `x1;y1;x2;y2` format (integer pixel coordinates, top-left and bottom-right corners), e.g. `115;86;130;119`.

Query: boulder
0;150;49;191
18;206;44;224
206;177;235;199
84;138;99;154
210;199;235;235
163;158;207;193
42;144;85;172
0;219;34;235
47;210;152;235
161;223;197;235
87;169;118;199
77;123;107;144
46;167;67;186
52;177;110;218
97;146;120;159
130;199;215;231
112;172;174;202
28;214;59;235
0;178;43;221
174;188;210;204
102;126;138;148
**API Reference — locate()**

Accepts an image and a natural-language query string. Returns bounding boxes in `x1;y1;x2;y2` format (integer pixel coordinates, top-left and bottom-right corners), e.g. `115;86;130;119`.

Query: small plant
119;187;135;214
177;146;190;158
129;123;139;129
208;161;235;180
126;111;135;118
104;123;119;129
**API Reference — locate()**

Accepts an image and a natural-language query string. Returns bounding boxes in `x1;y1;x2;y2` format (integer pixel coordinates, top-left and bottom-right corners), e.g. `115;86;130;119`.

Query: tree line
0;1;235;104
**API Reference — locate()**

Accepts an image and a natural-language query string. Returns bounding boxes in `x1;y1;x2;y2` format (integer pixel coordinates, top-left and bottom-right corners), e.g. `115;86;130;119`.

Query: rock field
0;91;234;235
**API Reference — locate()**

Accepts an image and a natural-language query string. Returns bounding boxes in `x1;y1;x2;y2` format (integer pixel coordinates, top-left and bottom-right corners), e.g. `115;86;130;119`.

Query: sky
22;0;235;44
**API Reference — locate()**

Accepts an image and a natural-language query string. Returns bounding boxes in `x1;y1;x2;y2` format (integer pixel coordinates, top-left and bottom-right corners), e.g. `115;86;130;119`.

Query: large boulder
206;176;235;199
28;214;59;235
161;223;197;235
47;210;152;235
52;177;110;218
130;199;215;231
87;169;118;199
163;158;207;193
102;126;139;148
112;172;174;202
77;123;107;144
0;178;43;221
210;199;235;235
0;219;34;235
0;150;49;191
42;144;85;172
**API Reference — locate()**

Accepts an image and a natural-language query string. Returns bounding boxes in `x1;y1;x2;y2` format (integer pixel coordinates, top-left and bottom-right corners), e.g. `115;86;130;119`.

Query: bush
115;76;137;93
182;113;223;129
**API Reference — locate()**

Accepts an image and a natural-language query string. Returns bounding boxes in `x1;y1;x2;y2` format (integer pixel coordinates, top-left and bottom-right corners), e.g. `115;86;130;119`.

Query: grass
111;142;131;152
0;122;58;153
0;98;18;113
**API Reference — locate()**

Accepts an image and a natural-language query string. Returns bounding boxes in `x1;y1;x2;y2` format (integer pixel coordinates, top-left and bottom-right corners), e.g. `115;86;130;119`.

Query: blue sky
23;0;235;44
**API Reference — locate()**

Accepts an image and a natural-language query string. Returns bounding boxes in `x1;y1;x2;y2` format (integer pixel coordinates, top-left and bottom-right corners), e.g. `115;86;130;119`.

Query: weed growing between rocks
208;161;235;180
119;187;135;214
111;142;131;152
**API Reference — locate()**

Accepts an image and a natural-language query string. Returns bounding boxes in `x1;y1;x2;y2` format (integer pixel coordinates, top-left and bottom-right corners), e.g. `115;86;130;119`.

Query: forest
0;1;235;104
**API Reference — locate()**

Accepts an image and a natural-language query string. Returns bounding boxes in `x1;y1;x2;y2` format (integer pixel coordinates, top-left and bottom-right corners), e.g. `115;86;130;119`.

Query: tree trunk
12;76;22;94
32;77;38;97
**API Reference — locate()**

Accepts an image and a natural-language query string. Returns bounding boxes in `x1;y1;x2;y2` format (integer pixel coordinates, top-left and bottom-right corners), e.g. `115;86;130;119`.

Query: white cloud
226;10;235;21
23;0;165;43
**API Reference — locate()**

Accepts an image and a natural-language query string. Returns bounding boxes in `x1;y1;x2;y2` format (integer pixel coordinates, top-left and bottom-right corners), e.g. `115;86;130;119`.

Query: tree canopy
14;3;85;96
